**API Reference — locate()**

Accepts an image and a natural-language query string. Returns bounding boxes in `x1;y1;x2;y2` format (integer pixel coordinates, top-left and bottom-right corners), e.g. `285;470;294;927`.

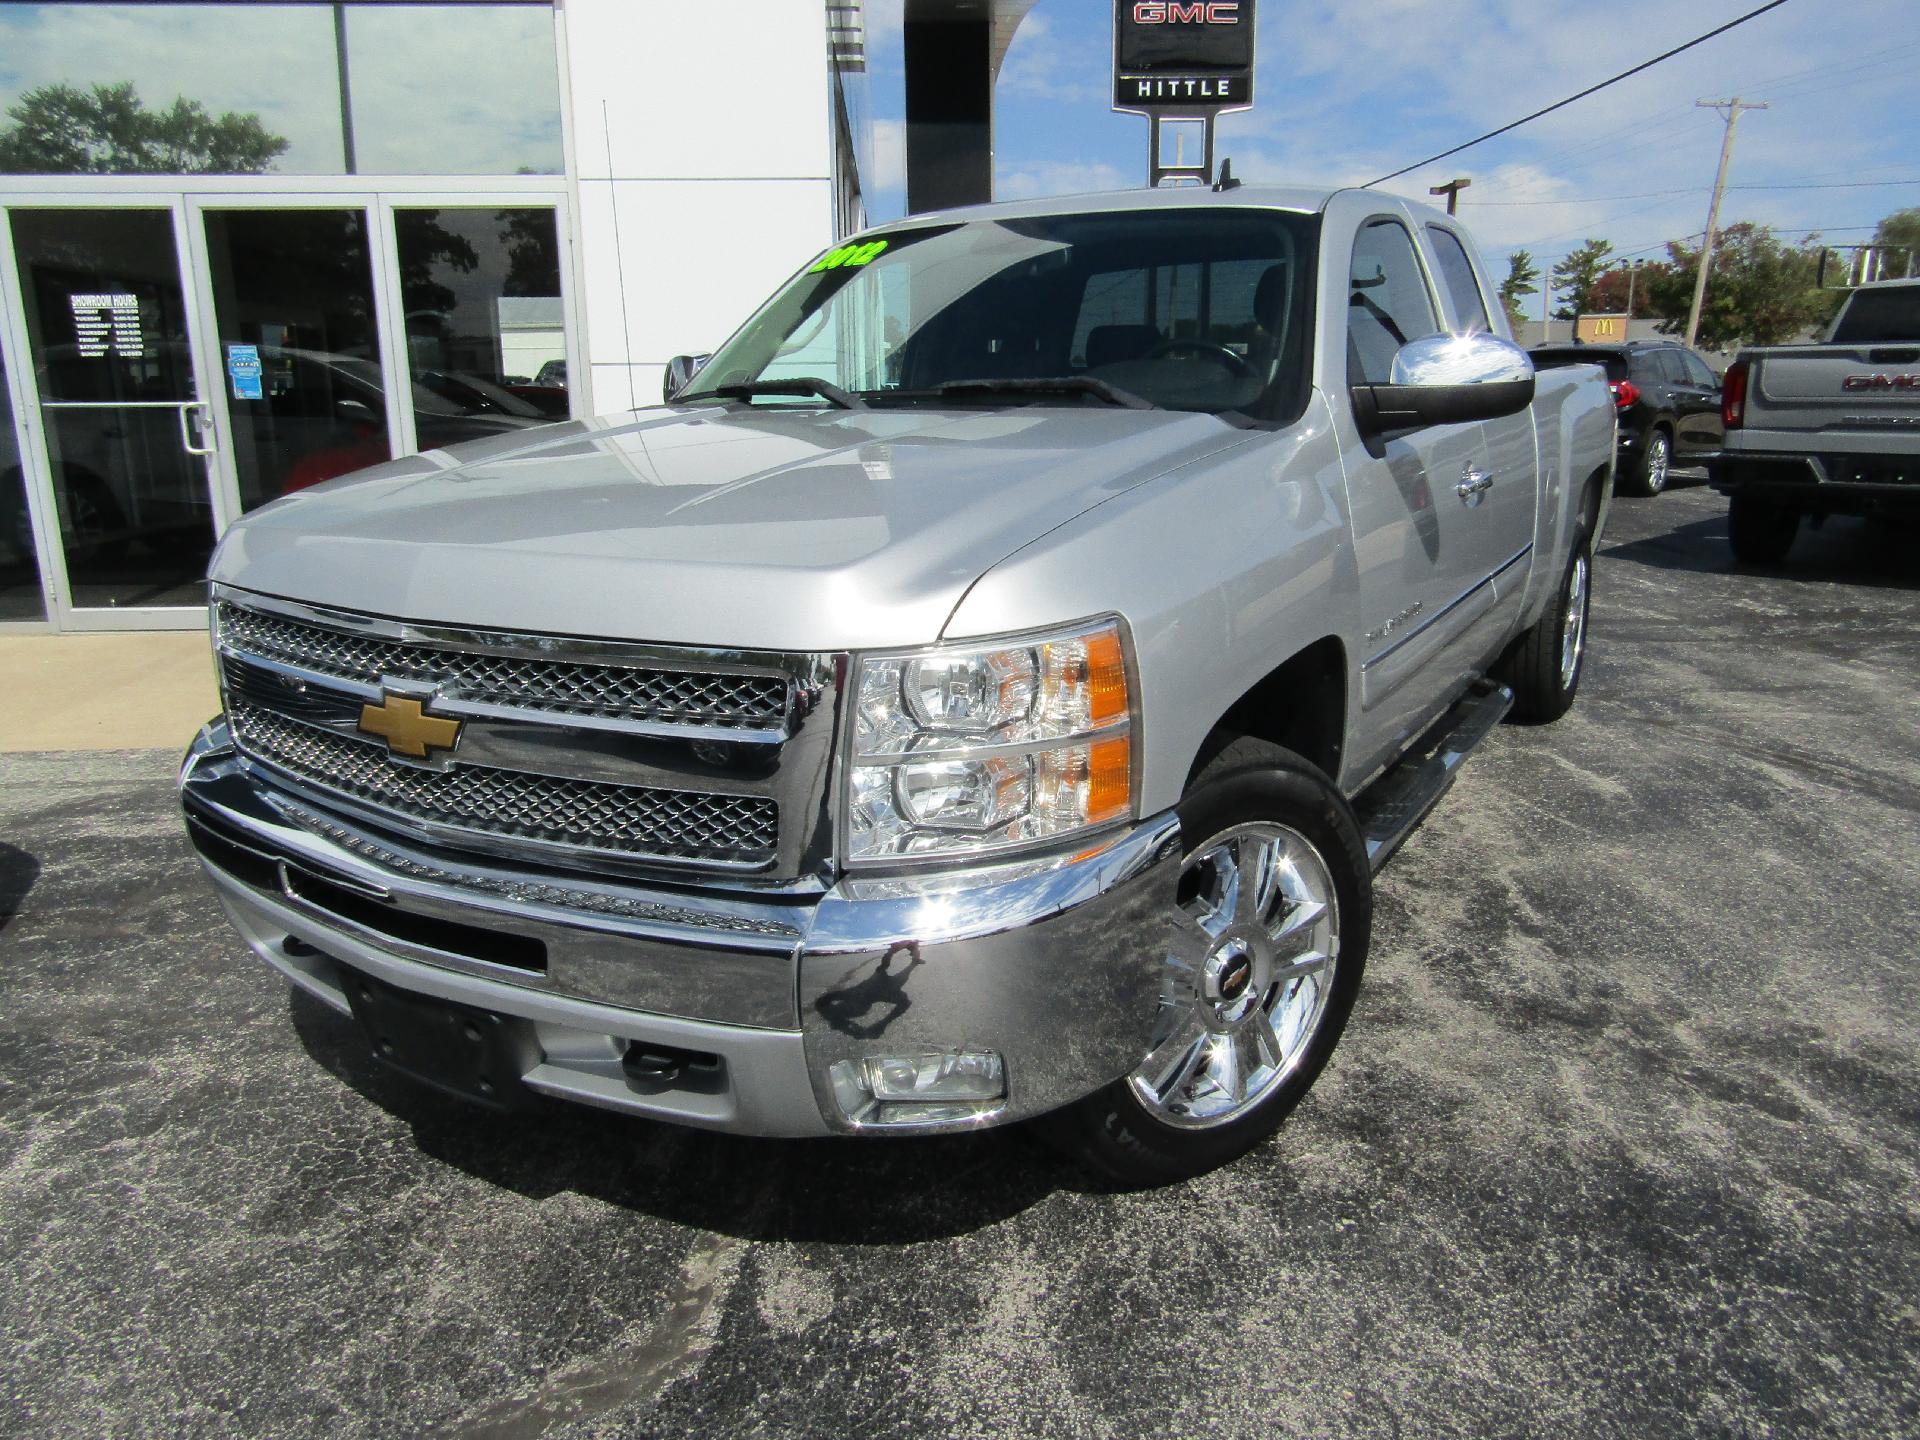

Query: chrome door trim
1361;542;1531;672
1488;543;1531;590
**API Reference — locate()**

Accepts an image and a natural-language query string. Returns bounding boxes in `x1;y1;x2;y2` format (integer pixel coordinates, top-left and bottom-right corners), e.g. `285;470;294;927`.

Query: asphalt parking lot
3;478;1917;1439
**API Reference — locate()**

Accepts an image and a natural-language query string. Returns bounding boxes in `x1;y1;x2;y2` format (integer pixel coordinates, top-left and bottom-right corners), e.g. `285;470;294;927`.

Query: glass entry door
6;205;221;614
196;206;396;510
190;200;568;511
0;334;47;621
0;192;574;629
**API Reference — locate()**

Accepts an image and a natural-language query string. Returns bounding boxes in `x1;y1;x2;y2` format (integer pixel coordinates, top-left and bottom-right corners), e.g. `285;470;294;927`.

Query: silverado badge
358;694;463;760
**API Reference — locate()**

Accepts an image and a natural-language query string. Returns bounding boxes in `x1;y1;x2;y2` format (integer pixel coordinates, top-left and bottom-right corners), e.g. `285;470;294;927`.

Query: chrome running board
1353;681;1513;873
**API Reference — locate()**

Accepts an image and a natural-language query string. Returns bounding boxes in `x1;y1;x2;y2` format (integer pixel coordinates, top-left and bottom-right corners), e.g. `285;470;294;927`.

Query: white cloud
870;117;906;195
997;12;1103;105
996;158;1133;201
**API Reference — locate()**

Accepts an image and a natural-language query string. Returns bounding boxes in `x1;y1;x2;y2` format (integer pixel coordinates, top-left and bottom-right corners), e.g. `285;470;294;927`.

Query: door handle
1455;467;1493;503
178;401;216;457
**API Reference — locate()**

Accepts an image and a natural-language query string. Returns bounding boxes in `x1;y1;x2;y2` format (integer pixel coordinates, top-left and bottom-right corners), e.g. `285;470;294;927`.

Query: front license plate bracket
344;969;544;1112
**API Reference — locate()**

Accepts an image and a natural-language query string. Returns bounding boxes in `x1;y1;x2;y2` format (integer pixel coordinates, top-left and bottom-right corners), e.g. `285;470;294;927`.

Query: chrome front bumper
179;720;1182;1137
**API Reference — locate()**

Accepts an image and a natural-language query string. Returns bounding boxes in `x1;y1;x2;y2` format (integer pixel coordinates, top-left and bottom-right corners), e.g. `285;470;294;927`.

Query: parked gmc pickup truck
178;187;1614;1184
1712;277;1920;563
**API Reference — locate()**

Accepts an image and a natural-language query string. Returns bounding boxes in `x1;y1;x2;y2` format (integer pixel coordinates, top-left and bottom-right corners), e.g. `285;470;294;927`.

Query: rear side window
1426;227;1492;333
1348;220;1440;384
1683;352;1718;386
1627;352;1666;385
1831;286;1920;344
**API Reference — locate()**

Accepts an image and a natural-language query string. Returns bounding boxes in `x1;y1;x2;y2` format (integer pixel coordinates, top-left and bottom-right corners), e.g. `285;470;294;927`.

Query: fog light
828;1049;1006;1127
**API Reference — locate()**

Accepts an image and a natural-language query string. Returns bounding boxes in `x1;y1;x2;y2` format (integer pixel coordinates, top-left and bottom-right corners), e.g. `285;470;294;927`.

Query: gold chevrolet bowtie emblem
358;695;463;759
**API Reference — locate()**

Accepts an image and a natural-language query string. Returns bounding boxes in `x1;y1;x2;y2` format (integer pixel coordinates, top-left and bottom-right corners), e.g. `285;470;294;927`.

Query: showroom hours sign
68;293;145;359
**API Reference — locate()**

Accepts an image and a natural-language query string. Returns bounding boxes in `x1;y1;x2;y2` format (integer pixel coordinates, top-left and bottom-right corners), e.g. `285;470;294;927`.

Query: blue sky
862;0;1920;307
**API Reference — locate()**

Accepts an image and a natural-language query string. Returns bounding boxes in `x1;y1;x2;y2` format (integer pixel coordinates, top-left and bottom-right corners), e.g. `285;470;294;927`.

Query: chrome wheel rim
1646;433;1669;493
1129;822;1341;1130
1560;549;1589;690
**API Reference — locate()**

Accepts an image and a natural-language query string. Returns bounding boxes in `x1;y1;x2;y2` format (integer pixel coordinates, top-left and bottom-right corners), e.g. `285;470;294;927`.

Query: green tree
1588;260;1670;317
1868;207;1920;278
1499;250;1540;332
1640;223;1831;349
1549;239;1615;324
496;208;561;298
0;81;287;174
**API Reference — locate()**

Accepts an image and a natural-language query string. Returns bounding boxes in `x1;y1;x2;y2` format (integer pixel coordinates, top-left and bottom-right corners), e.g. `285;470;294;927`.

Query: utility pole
1624;259;1644;319
1684;97;1767;349
1429;177;1471;215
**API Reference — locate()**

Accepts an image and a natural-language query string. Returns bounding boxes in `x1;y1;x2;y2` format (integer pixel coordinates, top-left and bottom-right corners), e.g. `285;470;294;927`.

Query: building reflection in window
395;207;569;431
0;3;561;177
203;208;392;510
1;342;49;620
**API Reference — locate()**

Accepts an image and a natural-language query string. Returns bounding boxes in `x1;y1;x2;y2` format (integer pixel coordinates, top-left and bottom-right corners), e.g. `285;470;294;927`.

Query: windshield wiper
696;377;868;410
927;377;1156;410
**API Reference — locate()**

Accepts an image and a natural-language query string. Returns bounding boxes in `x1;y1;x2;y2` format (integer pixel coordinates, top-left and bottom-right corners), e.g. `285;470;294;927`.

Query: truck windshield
1830;286;1920;344
682;208;1319;421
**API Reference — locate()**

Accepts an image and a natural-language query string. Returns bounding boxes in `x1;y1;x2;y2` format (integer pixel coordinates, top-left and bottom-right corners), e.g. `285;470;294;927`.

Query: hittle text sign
1114;0;1256;115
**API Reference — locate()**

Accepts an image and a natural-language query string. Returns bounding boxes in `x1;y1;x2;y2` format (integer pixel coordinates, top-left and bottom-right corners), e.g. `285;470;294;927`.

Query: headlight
846;618;1134;862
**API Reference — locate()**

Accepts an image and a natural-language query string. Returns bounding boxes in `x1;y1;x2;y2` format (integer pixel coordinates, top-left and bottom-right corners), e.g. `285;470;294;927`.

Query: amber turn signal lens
1084;627;1129;728
1086;734;1131;825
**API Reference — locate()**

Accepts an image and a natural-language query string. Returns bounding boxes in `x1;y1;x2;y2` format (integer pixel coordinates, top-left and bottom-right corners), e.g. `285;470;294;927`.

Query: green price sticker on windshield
809;239;888;273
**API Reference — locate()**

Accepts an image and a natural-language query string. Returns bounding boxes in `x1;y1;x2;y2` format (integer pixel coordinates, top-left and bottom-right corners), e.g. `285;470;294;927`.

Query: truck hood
213;403;1253;650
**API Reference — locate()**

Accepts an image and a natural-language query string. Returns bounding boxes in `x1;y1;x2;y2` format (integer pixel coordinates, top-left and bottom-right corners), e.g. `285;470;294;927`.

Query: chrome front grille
215;600;788;728
229;704;778;865
213;591;839;881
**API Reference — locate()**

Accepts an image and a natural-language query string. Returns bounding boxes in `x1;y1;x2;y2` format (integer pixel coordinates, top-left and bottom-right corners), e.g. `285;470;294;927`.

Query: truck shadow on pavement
289;990;1101;1241
0;841;38;933
1601;508;1920;588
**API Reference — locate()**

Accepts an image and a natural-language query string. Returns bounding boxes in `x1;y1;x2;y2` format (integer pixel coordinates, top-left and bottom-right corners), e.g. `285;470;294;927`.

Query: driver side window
1348;221;1440;385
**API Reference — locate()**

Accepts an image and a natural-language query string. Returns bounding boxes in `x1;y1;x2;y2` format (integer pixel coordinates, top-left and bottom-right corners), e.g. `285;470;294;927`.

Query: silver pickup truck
178;187;1614;1184
1712;277;1920;563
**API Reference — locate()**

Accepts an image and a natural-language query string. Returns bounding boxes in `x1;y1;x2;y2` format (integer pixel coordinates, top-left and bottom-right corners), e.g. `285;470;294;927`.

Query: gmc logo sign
1842;373;1920;391
1115;0;1255;115
1132;2;1240;21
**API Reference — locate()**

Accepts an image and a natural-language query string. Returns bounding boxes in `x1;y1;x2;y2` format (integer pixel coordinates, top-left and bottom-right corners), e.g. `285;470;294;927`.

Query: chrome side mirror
1355;332;1536;434
663;353;711;403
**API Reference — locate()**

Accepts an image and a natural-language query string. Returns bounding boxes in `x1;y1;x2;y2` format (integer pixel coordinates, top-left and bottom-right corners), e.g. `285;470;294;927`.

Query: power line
1738;38;1920;95
1467;178;1920;207
1388;21;1913;189
1527;223;1888;265
1363;0;1794;187
1511;197;1692;251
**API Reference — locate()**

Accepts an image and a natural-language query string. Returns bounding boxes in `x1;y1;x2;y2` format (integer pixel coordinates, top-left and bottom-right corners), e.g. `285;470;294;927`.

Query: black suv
1533;341;1724;496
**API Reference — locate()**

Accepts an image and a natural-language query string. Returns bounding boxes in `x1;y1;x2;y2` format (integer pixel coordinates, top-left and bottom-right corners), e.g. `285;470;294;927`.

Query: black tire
1040;739;1371;1188
1497;536;1591;725
1727;491;1798;565
1620;425;1671;497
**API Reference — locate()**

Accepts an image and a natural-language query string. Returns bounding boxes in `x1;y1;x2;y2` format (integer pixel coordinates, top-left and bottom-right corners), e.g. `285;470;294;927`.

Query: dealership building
0;0;1038;632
